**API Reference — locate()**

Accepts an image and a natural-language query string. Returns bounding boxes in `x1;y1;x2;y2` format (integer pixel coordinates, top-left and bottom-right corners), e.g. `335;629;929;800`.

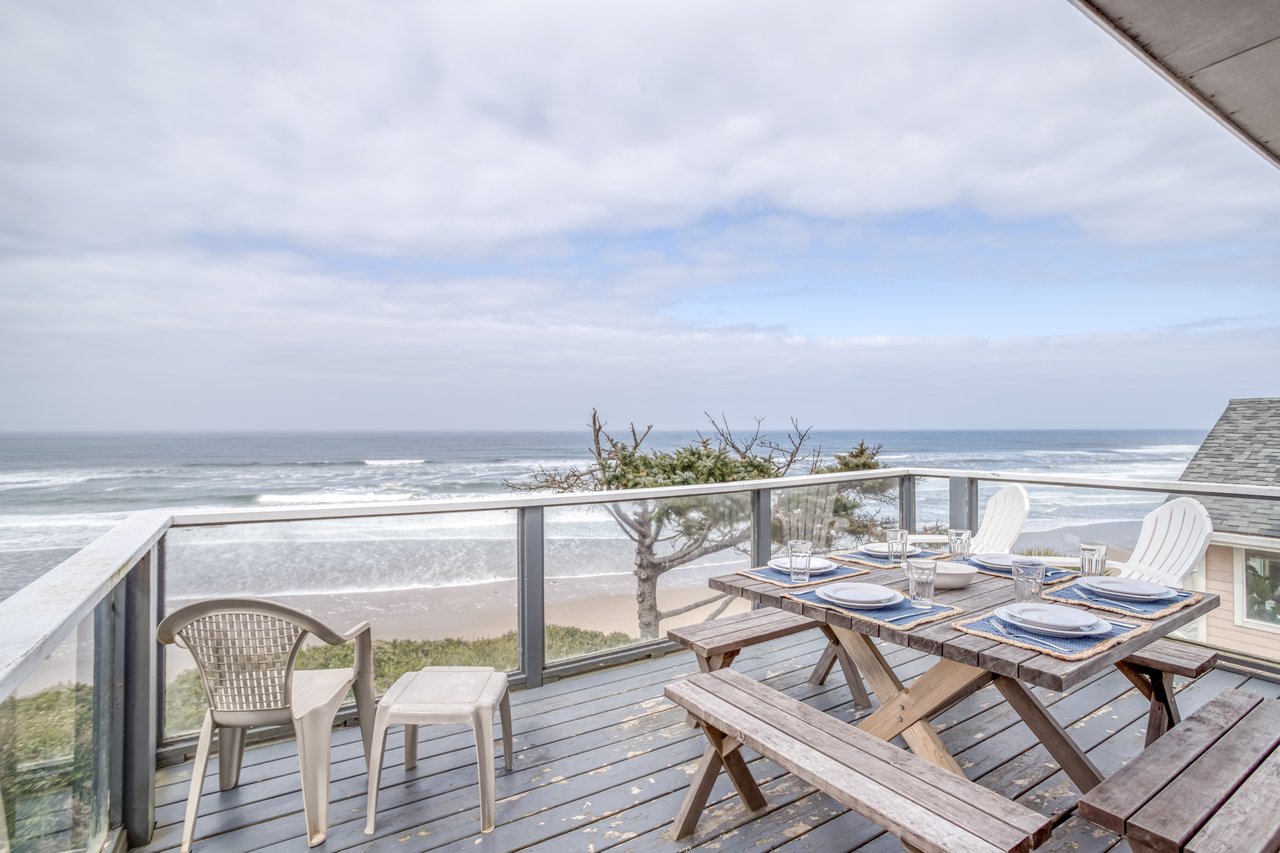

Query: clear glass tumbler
788;539;813;583
1080;543;1108;577
948;528;972;560
1011;558;1046;603
904;558;937;609
886;528;908;564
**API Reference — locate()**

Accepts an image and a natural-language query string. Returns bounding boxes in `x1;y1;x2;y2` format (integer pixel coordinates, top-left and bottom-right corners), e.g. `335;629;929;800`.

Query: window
1243;550;1280;627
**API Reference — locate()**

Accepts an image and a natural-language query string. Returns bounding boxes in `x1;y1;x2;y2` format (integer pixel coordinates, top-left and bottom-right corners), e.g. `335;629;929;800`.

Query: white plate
935;561;978;589
971;553;1018;570
1000;602;1098;631
768;557;837;575
816;582;904;609
859;542;923;558
1078;576;1175;601
995;605;1111;638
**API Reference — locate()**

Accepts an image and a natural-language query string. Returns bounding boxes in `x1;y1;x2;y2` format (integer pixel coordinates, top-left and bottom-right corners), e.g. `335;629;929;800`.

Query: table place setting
961;552;1079;582
738;555;869;587
956;601;1149;660
783;574;962;630
829;528;950;569
738;538;870;587
1044;575;1202;619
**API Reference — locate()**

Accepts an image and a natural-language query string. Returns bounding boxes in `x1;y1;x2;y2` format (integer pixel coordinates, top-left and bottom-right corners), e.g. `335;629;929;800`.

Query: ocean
0;429;1205;602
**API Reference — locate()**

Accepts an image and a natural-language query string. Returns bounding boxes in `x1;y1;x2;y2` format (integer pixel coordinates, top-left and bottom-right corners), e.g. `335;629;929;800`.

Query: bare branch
658;592;732;621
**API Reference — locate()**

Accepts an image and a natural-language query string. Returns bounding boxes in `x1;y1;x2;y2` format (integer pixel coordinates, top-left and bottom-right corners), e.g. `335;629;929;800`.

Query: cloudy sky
2;1;1278;432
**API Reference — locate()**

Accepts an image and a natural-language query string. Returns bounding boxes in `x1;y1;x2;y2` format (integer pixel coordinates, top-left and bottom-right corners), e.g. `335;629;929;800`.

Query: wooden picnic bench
666;607;871;707
665;668;1052;852
1078;688;1280;853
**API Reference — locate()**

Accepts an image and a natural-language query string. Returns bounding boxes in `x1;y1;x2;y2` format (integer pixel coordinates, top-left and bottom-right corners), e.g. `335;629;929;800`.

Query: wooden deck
134;632;1280;853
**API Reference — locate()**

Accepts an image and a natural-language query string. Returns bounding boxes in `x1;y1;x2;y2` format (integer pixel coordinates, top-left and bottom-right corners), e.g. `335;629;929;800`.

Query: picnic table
710;564;1218;792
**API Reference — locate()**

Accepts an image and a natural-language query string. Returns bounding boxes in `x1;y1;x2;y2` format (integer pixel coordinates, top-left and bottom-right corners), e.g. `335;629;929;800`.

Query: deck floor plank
132;638;1271;853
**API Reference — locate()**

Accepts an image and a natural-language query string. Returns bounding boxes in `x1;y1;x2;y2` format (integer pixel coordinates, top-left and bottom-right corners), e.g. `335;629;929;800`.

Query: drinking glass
904;559;937;609
787;539;813;583
1011;558;1046;603
1080;543;1108;577
886;528;908;564
948;528;972;560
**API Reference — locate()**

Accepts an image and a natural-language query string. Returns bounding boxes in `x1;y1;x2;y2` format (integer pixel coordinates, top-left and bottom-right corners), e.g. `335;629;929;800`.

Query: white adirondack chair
970;484;1031;554
775;483;841;549
1118;498;1213;586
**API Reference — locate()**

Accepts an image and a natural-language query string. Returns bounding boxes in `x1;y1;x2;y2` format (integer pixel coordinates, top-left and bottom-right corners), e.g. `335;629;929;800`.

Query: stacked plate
995;603;1111;638
1077;576;1178;602
971;553;1018;570
815;582;904;609
859;542;923;559
767;556;837;575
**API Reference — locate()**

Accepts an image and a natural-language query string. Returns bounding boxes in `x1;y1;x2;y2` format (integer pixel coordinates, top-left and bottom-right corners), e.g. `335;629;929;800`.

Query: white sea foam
362;459;426;466
253;492;417;505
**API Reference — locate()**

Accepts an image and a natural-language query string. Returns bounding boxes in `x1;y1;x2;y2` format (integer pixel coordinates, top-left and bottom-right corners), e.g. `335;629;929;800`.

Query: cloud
1;0;1278;257
2;2;1278;432
2;249;1276;430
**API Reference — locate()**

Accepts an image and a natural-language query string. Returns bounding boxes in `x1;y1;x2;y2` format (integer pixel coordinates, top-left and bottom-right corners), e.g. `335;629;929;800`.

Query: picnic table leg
992;675;1103;793
1115;661;1180;745
672;723;766;840
835;628;983;776
810;628;872;709
696;651;739;673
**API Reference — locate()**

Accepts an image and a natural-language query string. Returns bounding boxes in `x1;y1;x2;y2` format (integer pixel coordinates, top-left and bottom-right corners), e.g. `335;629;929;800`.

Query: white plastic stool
365;666;513;834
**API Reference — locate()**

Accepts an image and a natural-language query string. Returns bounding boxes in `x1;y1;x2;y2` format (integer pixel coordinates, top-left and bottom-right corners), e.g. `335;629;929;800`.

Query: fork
989;619;1074;653
1073;587;1147;612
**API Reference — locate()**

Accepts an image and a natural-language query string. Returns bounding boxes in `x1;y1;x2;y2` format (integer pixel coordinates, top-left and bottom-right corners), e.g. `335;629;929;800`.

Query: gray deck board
132;638;1274;853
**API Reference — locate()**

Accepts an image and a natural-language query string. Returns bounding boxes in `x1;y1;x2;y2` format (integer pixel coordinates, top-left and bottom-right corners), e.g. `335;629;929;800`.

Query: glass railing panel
543;494;754;662
771;478;901;554
161;511;518;739
0;610;107;853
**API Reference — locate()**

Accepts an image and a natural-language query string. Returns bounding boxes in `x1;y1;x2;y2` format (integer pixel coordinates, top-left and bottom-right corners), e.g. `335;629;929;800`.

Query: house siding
1203;542;1280;661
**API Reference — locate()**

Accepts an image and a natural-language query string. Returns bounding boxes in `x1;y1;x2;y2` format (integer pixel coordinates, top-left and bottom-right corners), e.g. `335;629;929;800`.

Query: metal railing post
123;546;157;846
899;475;917;532
751;488;772;567
949;477;979;533
518;507;546;688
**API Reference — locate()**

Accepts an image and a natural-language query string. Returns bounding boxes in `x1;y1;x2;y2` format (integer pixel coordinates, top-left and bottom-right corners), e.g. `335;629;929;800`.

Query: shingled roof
1180;398;1280;539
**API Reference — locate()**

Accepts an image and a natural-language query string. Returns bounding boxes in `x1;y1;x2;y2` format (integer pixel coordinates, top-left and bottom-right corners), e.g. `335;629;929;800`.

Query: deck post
949;477;979;533
899;475;917;533
123;546;158;846
518;507;546;688
750;488;772;568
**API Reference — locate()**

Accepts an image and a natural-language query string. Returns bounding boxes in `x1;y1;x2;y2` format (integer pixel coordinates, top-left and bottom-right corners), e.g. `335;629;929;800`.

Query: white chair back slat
1121;498;1213;586
970;485;1030;554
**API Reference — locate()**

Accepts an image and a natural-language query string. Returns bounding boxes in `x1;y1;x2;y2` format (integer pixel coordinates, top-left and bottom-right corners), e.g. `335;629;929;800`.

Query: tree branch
658;592;732;621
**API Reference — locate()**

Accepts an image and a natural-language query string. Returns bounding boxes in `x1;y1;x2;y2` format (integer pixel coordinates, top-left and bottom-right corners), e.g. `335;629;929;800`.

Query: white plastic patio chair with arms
157;598;375;851
970;484;1031;554
1119;497;1213;586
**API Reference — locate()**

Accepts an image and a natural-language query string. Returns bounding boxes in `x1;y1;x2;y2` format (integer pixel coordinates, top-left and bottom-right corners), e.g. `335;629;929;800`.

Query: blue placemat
956;610;1148;660
829;549;947;569
737;564;868;588
783;587;960;629
1044;582;1202;620
961;558;1077;583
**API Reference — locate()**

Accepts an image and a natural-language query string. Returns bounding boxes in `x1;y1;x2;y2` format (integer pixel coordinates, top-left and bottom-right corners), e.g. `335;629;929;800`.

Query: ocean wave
253;492;417;505
1113;444;1200;455
363;459;426;466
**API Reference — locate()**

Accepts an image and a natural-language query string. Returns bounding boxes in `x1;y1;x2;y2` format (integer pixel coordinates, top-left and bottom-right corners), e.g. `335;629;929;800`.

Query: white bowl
934;561;977;590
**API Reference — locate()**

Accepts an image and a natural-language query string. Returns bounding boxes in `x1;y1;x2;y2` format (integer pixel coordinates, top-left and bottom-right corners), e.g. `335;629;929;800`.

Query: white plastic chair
970;484;1031;554
158;598;375;851
1118;498;1213;586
